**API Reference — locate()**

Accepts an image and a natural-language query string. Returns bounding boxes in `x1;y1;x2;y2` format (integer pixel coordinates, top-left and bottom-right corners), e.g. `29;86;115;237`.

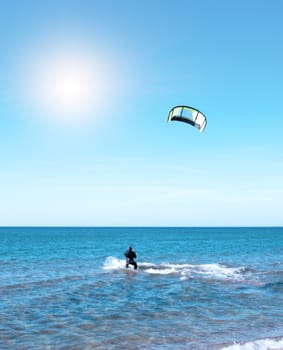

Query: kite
167;105;207;132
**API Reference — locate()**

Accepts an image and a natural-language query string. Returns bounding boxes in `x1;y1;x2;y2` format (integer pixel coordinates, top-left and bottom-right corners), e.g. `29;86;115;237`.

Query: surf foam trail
103;257;247;281
220;336;283;350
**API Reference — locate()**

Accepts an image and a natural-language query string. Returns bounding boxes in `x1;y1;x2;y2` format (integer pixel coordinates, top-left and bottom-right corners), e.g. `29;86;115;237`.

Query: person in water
124;246;137;270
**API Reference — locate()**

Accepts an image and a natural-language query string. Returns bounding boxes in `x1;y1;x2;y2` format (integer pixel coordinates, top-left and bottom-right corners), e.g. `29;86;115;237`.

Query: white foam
103;256;125;270
180;276;188;281
221;337;283;350
196;264;245;280
145;267;177;275
142;262;245;280
103;258;246;281
141;262;192;275
139;262;155;268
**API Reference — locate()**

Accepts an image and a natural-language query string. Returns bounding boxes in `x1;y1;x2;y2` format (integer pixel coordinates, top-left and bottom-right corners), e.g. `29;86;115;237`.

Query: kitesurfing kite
167;105;207;132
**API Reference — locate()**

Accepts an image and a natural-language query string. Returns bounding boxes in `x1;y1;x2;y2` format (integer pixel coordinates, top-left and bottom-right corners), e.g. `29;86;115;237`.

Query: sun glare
37;55;94;118
21;43;118;126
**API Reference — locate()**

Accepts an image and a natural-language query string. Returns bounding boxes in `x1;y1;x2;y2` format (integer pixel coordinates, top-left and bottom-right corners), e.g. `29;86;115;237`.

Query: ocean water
0;227;282;350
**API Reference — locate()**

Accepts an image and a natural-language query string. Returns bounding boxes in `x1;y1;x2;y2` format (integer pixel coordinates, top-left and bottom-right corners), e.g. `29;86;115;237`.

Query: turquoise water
0;227;282;349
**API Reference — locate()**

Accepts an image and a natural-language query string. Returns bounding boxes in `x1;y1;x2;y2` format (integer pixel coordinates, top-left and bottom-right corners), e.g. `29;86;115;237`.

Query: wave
103;257;247;281
262;281;283;291
0;274;83;293
220;336;283;350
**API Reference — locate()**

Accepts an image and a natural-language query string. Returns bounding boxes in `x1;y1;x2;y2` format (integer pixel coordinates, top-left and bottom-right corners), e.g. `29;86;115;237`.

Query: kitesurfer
124;246;137;270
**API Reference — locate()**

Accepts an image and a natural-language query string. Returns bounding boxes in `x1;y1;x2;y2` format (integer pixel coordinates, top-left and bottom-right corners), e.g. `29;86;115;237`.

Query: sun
52;70;88;105
32;51;102;124
21;43;117;126
37;54;95;119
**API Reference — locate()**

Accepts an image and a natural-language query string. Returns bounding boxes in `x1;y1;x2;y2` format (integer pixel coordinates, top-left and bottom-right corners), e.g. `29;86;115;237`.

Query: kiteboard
122;266;138;273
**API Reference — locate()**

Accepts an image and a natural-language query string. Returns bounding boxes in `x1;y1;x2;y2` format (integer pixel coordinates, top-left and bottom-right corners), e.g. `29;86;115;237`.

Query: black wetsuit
124;248;137;270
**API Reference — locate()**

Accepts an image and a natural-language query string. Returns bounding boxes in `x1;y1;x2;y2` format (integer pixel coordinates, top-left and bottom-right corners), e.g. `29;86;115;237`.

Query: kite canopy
167;105;207;132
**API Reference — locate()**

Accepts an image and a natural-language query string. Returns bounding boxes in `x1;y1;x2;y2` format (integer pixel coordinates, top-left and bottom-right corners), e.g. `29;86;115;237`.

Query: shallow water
0;227;282;349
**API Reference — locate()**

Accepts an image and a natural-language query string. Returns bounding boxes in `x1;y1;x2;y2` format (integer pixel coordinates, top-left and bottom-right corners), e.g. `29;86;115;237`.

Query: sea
0;227;282;350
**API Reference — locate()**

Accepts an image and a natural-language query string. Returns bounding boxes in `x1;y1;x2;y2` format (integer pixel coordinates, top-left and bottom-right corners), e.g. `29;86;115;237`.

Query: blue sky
0;0;282;226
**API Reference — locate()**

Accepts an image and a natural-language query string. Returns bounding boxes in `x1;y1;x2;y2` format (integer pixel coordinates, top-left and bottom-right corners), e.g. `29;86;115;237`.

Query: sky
0;0;282;226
